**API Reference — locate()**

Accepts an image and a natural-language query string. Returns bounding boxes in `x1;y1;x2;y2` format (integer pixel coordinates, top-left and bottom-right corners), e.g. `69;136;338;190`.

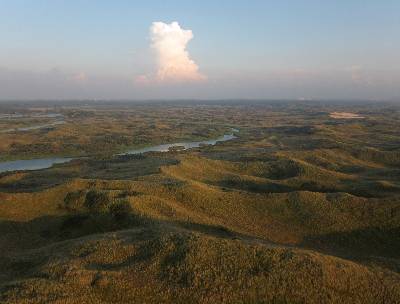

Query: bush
109;199;133;221
63;190;87;211
84;190;112;213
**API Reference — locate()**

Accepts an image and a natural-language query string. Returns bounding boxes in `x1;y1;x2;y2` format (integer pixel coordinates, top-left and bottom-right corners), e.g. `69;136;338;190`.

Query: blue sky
0;0;399;99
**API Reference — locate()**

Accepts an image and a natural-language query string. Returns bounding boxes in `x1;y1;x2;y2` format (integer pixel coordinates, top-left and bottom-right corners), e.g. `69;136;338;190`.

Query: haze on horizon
0;1;399;101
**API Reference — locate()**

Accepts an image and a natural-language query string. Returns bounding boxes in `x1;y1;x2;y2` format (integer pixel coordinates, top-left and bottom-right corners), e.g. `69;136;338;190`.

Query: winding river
120;133;237;155
0;129;238;174
0;158;74;174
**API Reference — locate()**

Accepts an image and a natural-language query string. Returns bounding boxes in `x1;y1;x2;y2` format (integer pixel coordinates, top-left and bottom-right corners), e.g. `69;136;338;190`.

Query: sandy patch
330;112;364;119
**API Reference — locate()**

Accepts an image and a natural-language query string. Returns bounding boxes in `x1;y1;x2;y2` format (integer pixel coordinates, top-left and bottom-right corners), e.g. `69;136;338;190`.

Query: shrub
109;199;133;222
84;190;112;213
63;190;87;211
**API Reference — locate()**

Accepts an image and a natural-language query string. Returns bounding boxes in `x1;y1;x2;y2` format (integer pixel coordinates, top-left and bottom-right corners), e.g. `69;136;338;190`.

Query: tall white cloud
139;21;205;83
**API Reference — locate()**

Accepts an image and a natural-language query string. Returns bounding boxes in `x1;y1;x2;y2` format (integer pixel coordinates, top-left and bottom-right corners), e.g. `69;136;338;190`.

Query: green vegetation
1;101;400;303
0;103;230;161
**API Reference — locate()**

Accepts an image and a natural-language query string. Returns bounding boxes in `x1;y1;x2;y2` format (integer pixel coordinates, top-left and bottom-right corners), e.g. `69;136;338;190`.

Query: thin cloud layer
1;66;399;100
137;21;205;84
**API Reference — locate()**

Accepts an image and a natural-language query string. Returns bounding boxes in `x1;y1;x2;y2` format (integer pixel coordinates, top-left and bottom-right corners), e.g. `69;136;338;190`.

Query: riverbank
0;129;239;174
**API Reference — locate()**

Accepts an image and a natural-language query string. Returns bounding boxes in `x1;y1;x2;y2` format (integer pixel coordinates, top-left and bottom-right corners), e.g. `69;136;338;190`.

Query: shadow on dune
1;212;400;303
302;226;400;260
0;156;179;193
0;211;280;290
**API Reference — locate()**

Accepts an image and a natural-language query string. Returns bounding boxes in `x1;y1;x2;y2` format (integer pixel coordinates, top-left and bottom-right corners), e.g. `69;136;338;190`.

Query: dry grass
1;102;400;303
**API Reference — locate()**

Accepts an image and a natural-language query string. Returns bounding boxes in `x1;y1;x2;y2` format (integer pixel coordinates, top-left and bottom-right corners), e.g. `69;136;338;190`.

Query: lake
1;121;65;133
0;112;65;133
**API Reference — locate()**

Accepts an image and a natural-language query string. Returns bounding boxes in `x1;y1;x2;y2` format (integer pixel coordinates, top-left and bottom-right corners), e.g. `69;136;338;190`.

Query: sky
0;0;399;100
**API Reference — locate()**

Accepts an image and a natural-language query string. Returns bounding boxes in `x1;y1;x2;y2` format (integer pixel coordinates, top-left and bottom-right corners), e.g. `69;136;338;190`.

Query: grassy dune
2;227;399;304
1;102;400;303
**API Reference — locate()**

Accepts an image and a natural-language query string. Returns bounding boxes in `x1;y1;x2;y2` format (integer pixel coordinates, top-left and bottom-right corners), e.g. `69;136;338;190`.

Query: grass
1;101;400;303
0;104;232;161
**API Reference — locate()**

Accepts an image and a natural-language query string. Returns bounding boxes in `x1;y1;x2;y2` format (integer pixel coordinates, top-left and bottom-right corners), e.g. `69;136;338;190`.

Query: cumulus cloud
137;21;205;84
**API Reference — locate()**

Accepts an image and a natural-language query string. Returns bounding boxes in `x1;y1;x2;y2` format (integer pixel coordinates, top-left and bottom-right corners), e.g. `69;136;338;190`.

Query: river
0;129;238;174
